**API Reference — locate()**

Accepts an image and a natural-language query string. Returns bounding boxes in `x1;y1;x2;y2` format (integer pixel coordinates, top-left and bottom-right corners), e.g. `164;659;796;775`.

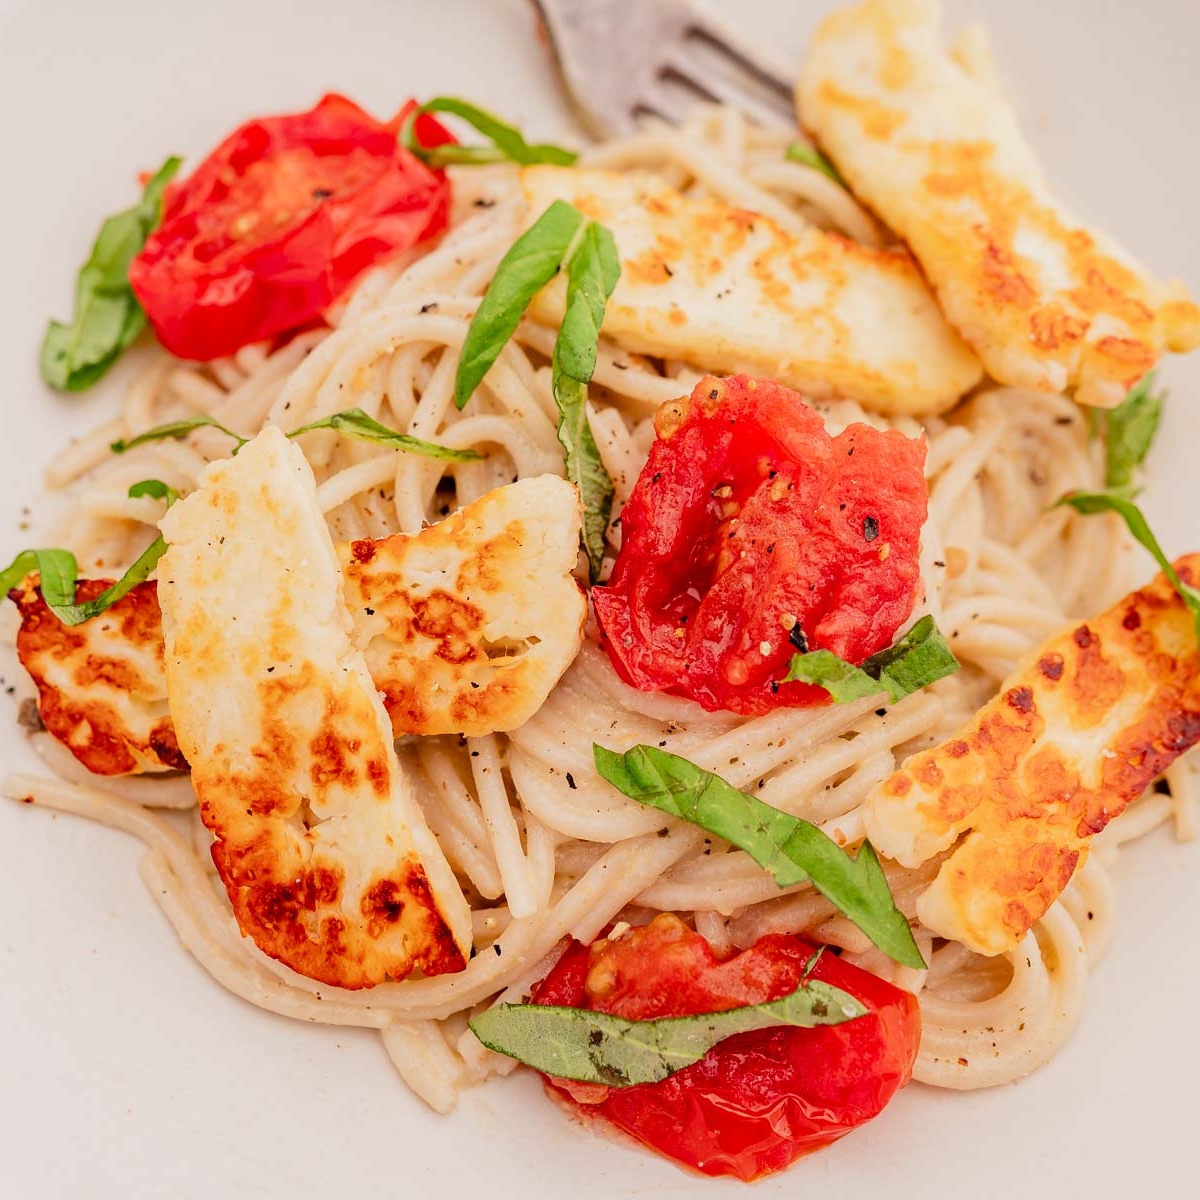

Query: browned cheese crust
865;556;1200;954
11;578;185;775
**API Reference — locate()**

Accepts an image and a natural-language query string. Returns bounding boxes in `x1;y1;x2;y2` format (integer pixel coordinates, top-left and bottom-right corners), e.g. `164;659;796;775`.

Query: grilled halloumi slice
341;474;586;737
865;556;1200;955
158;426;471;988
799;0;1200;407
11;578;185;775
14;478;586;774
521;165;981;417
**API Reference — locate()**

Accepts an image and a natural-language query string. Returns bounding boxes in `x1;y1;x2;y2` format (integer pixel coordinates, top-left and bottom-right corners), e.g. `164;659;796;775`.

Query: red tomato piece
129;94;453;361
532;915;921;1181
592;374;929;715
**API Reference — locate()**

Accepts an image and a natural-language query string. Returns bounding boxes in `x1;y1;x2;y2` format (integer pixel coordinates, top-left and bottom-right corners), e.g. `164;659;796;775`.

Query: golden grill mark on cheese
341;475;586;737
798;0;1200;408
11;578;185;776
521;165;981;417
865;557;1200;955
15;478;586;775
157;426;471;988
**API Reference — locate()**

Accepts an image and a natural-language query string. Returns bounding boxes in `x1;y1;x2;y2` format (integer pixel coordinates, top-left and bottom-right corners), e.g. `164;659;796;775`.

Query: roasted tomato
592;375;928;715
532;915;921;1181
129;94;452;361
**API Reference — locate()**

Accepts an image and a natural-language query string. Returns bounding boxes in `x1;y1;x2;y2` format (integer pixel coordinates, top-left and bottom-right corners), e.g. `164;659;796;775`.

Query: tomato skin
129;94;452;361
592;374;928;715
532;915;921;1182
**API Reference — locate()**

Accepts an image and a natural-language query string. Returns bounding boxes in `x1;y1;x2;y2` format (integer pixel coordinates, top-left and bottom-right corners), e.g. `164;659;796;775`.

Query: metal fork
528;0;797;137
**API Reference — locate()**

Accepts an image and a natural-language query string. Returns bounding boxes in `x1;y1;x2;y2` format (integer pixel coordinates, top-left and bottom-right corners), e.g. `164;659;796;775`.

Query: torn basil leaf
287;407;481;461
593;744;926;969
127;478;180;506
469;974;866;1087
455;199;587;410
1102;374;1163;497
1058;489;1200;643
553;221;620;582
784;615;959;704
785;142;844;185
401;97;577;169
111;414;247;454
41;157;181;392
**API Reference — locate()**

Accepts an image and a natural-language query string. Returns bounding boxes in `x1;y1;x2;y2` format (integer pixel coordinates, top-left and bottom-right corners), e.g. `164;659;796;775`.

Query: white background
1;1;1197;1196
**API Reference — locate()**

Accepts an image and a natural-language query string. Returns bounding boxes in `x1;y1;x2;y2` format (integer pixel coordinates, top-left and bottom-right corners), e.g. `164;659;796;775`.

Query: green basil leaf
785;142;844;185
469;973;866;1087
553;221;619;582
594;744;926;969
401;97;577;169
287;407;480;461
455;200;587;410
127;479;180;506
1103;374;1163;497
111;414;248;454
41;157;181;392
784;615;959;704
1057;489;1200;643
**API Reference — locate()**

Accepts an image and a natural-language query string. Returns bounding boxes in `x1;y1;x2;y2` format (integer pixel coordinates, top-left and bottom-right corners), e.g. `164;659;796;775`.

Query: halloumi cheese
341;474;586;737
865;556;1200;955
11;578;185;775
522;165;982;417
799;0;1200;407
15;479;586;774
158;426;472;988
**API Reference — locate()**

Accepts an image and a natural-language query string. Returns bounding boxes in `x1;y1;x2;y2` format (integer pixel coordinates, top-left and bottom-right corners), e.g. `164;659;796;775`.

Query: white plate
1;1;1196;1195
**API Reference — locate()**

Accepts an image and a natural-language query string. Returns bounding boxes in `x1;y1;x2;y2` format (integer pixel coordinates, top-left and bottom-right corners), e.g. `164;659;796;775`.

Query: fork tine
659;49;797;131
684;16;797;101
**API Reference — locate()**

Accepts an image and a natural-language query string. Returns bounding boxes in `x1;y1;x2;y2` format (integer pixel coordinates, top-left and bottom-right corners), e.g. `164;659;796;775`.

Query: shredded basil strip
287;407;480;461
1101;374;1164;497
455;201;618;577
1058;490;1200;644
593;744;926;969
1;484;173;625
112;415;248;454
469;974;866;1087
785;142;844;184
455;199;587;410
553;222;620;581
783;615;959;704
401;97;577;169
41;157;181;392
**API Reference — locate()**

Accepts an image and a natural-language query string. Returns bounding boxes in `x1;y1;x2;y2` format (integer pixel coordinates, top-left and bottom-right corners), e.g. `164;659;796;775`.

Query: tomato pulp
532;915;921;1181
593;374;928;715
129;94;453;360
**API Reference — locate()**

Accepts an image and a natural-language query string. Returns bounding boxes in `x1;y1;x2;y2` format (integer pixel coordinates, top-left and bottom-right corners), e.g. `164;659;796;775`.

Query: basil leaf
469;974;866;1087
784;615;959;704
1104;374;1163;497
41;157;181;392
553;221;619;582
111;414;248;454
401;97;577;169
287;407;480;461
594;744;926;969
127;478;180;506
1057;489;1200;644
455;200;587;410
785;142;844;185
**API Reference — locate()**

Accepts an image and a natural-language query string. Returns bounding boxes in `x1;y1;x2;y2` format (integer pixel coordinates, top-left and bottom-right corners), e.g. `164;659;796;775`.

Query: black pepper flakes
565;772;577;790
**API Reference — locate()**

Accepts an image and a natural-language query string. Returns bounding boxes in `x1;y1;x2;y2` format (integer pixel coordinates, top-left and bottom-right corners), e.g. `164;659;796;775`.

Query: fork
528;0;798;137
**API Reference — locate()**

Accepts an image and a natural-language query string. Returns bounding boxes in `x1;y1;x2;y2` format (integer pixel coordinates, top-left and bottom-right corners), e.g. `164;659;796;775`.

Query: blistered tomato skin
592;375;929;715
531;915;921;1182
129;94;453;361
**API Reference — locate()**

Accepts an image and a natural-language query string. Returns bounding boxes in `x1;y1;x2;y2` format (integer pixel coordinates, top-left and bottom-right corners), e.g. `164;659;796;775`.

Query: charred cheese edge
865;556;1200;955
158;426;471;988
799;0;1200;408
341;474;586;737
522;165;982;417
11;578;185;775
